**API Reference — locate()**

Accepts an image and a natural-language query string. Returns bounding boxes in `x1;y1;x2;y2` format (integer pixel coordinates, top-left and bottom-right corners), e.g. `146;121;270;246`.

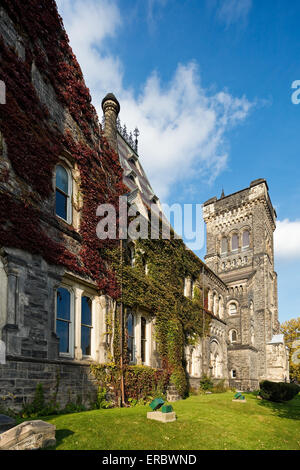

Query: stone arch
210;339;223;378
227;300;239;316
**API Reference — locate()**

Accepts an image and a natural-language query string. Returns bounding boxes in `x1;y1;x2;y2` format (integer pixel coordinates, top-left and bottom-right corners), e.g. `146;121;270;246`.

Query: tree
281;317;300;383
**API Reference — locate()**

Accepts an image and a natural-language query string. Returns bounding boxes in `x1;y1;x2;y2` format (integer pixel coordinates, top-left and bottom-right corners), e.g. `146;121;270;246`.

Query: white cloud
275;219;300;260
215;0;252;27
56;0;254;199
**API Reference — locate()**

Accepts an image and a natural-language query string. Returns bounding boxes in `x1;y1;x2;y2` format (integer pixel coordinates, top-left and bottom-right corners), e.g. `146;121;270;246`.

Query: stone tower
203;179;289;389
101;93;120;152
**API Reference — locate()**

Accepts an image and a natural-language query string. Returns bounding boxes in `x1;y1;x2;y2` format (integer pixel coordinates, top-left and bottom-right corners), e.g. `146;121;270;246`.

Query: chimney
101;93;120;153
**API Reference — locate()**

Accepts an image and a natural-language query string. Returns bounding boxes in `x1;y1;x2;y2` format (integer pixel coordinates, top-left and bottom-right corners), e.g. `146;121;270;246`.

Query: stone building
203;180;289;389
0;0;289;411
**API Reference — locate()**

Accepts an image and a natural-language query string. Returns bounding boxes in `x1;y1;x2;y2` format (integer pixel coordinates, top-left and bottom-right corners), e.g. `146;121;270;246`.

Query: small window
56;287;73;355
230;330;237;343
221;237;227;254
141;317;147;363
231;369;237;378
56;165;72;222
81;296;92;356
229;303;238;315
242;230;250;248
231;234;238;251
127;312;135;363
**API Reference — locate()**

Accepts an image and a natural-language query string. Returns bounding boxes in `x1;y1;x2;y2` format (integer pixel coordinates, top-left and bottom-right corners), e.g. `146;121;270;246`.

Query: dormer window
55;164;72;223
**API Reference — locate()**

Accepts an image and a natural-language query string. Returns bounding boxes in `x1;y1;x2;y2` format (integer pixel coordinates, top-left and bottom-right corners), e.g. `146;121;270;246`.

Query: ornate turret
101;93;120;152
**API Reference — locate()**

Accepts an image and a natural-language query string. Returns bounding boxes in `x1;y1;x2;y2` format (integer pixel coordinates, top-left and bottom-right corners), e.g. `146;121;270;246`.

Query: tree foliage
281;317;300;383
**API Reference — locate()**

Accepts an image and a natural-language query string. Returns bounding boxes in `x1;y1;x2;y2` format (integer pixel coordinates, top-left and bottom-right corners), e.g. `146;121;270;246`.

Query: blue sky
56;0;300;323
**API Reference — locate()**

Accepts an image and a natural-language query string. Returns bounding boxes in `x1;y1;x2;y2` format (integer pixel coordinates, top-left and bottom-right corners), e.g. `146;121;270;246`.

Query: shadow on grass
45;429;75;450
256;394;300;420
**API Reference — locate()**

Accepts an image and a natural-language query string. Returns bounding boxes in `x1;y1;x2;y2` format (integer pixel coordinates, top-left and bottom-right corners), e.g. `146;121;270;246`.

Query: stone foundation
0;357;98;412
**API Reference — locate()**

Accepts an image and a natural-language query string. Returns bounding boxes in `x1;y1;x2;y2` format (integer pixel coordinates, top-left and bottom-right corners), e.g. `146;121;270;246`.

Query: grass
44;392;300;450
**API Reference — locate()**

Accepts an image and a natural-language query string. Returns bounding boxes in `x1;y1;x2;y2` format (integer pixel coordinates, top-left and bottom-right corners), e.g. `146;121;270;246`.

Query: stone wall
0;357;97;411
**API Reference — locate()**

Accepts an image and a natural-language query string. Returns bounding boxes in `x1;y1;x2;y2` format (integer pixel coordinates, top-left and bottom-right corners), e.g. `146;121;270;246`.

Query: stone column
101;93;120;153
74;287;84;360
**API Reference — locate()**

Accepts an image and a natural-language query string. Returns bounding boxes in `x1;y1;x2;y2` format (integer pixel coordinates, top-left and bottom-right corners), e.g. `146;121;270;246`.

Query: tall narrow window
231;234;238;251
141;317;147;363
242;230;250;248
221;237;227;254
127;312;134;363
56;287;72;355
81;296;92;356
230;330;237;343
228;302;238;315
56;165;71;222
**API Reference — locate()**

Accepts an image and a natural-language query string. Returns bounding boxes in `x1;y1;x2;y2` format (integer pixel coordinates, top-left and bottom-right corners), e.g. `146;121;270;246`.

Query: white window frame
55;163;73;224
55;286;75;358
81;294;94;359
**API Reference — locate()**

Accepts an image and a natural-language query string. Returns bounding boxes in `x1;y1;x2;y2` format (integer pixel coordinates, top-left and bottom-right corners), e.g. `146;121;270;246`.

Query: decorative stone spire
220;188;225;199
101;93;120;152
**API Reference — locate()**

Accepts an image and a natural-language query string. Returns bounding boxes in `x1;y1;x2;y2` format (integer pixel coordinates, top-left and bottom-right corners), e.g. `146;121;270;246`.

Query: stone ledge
147;411;176;423
0;420;56;450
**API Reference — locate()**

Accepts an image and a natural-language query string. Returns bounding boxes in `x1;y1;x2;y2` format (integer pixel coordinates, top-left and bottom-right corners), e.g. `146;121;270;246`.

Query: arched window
221;237;227;254
126;243;135;267
230;330;237;343
56;287;74;355
81;296;92;356
141;317;147;364
242;230;250;249
55;164;72;223
228;302;238;315
231;233;238;251
127;311;135;363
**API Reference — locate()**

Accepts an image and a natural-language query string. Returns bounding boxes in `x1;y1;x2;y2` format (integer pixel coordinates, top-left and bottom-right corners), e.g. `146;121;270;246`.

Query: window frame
81;295;93;358
228;301;238;316
55;286;75;358
231;233;239;252
242;230;250;250
55;163;73;224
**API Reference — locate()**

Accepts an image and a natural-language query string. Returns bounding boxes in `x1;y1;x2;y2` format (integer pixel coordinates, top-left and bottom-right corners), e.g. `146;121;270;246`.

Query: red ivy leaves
0;0;128;298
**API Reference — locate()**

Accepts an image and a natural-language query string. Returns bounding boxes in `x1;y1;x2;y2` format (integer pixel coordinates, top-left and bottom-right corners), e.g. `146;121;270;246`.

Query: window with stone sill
81;296;93;357
221;237;227;254
141;316;147;364
230;330;237;343
126;311;135;364
55;164;72;224
242;230;250;250
231;369;237;378
231;233;239;252
56;287;74;357
228;302;238;315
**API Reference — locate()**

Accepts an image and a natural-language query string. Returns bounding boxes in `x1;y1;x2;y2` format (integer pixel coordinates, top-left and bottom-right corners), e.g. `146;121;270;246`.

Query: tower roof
101;93;120;113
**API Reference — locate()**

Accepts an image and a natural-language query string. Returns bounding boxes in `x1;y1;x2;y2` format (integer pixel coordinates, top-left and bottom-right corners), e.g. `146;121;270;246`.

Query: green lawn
45;392;300;450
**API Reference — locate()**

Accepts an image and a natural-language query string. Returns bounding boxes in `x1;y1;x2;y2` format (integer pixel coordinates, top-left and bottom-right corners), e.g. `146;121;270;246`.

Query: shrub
259;380;300;402
199;375;213;391
211;379;227;393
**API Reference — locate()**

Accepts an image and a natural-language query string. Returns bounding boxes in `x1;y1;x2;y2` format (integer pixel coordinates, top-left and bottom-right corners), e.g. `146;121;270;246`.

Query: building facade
203;181;289;389
0;0;289;412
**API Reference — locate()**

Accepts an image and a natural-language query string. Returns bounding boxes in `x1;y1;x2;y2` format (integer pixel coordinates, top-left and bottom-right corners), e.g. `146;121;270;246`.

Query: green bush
259;380;300;402
211;379;227;393
199;375;213;391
